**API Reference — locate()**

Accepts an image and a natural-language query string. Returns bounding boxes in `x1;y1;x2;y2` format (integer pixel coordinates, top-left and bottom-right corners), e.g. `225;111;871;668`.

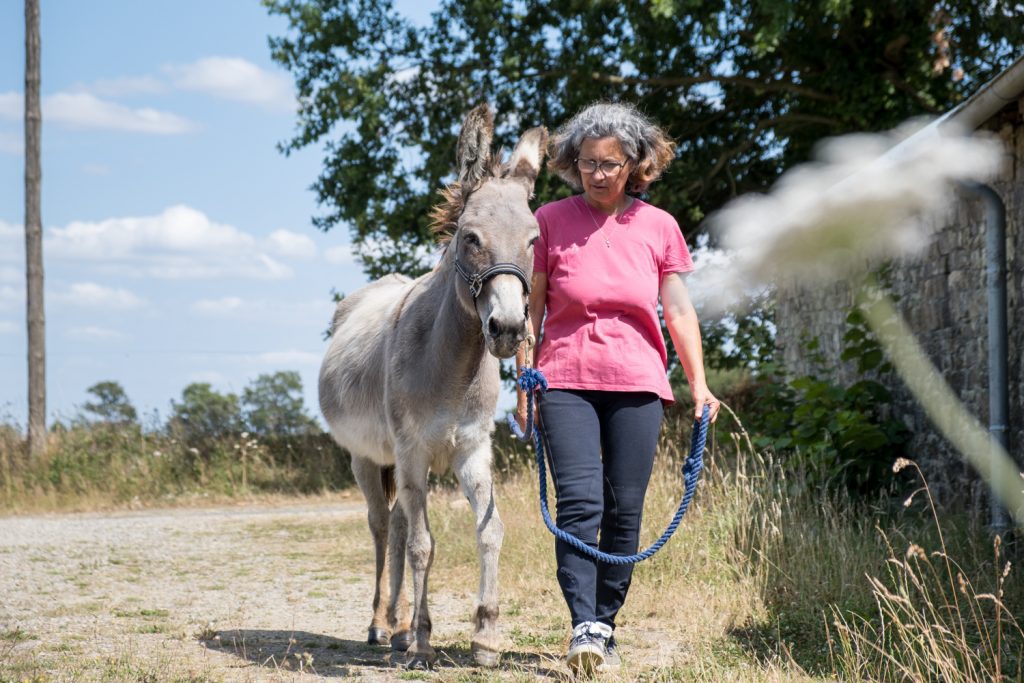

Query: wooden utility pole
25;0;46;456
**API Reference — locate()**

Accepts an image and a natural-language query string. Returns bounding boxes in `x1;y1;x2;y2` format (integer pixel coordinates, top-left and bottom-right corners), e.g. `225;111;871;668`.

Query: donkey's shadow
205;629;560;678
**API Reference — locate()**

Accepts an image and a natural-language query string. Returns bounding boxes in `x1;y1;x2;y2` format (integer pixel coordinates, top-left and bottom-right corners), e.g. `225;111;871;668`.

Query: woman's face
577;137;631;207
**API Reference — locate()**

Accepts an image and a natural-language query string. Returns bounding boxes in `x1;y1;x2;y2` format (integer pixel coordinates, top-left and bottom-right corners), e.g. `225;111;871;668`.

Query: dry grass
0;422;353;514
829;460;1023;681
429;410;1023;680
2;411;1020;680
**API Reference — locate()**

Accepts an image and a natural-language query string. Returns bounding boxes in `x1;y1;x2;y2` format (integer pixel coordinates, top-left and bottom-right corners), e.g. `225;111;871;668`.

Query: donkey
319;105;546;668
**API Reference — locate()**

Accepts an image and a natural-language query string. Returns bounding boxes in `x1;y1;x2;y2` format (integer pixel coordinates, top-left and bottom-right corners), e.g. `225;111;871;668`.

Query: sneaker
566;621;611;674
598;634;621;672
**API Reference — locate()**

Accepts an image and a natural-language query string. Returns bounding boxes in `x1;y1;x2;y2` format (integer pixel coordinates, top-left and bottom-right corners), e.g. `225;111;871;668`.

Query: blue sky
0;0;462;427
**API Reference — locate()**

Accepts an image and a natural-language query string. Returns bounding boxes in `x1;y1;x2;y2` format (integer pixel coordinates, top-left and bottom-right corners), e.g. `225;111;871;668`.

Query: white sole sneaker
566;643;605;675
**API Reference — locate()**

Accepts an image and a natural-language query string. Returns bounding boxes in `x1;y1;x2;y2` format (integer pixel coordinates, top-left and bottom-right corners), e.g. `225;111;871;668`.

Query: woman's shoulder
627;199;683;236
628;198;676;223
536;195;580;218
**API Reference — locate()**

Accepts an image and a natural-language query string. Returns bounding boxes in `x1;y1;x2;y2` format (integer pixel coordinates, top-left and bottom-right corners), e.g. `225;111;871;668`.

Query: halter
451;233;531;299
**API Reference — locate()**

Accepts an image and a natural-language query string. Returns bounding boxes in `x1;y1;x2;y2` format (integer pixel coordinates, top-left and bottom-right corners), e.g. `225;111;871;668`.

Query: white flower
698;119;1002;312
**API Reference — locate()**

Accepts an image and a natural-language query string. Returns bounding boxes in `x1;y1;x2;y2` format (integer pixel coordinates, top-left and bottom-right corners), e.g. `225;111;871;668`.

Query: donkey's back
319;273;411;467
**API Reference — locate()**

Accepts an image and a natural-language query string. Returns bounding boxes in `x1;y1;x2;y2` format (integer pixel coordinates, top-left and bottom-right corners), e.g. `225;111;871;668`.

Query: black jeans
537;388;663;628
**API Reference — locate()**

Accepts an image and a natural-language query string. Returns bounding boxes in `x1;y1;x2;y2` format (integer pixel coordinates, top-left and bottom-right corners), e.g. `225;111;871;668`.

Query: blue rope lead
507;367;709;566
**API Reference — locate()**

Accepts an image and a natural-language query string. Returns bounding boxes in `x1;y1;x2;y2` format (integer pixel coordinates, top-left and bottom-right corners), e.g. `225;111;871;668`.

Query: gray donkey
319;105;546;668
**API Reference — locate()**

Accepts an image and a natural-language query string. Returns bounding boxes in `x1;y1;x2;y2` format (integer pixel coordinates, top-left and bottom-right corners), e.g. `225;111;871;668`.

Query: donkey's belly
319;275;409;467
327;409;395;466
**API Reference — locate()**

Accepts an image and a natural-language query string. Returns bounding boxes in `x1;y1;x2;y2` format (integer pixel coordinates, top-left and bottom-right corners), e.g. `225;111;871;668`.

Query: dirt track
0;498;534;681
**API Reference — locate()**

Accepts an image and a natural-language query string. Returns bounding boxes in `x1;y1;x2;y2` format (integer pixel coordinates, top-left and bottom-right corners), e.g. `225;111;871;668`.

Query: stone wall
774;98;1024;505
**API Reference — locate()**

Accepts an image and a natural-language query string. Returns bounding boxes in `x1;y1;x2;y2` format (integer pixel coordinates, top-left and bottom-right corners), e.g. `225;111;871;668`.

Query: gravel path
0;499;514;681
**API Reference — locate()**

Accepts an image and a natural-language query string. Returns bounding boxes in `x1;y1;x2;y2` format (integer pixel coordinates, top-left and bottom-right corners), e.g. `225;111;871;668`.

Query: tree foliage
242;371;319;437
169;383;243;444
266;0;1024;278
81;381;137;425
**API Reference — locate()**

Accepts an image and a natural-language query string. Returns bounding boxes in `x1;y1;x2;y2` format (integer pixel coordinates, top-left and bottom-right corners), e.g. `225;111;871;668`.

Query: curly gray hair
548;102;676;194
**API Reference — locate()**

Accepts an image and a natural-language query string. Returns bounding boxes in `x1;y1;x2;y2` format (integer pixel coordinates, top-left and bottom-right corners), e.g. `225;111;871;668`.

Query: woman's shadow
204;629;560;678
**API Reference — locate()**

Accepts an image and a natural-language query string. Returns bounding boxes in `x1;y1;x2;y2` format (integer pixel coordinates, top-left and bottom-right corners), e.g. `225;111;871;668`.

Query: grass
1;411;1020;680
0;422;354;513
427;408;1024;680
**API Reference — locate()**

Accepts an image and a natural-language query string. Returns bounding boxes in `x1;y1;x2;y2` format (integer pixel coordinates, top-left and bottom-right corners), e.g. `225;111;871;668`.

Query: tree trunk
24;0;45;457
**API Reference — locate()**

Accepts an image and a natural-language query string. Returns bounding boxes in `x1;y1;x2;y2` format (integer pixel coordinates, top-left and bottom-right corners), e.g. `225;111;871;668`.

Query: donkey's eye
463;232;482;249
528;236;539;249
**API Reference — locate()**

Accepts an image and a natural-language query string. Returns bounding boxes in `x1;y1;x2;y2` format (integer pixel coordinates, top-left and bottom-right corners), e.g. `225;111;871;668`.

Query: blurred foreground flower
700;117;1020;526
701;119;1003;311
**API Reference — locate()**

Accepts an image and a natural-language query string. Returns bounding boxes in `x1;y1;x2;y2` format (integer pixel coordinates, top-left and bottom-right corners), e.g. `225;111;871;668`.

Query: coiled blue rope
507;367;709;565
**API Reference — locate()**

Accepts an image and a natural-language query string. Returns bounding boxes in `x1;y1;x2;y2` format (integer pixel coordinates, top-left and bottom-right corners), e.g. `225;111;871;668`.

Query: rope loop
508;366;708;565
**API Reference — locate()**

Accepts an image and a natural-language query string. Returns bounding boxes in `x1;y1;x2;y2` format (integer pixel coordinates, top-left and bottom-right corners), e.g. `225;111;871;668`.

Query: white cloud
0;219;20;239
265;230;315;259
0;285;20;309
324;245;356;266
67;325;125;341
44;92;196;134
55;282;145;309
0;131;21;155
1;91;195;134
0;267;20;283
86;75;167;97
191;296;244;316
164;57;294;111
0;92;19;119
47;205;295;280
0;320;17;335
81;163;111;176
238;350;322;367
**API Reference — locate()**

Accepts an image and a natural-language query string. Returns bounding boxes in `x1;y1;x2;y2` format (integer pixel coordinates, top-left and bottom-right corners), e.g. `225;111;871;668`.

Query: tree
168;383;243;443
24;0;45;455
242;371;318;437
265;0;1024;279
81;381;138;425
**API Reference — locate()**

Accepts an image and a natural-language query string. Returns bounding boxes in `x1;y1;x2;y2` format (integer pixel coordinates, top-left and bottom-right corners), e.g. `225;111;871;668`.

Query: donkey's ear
505;126;548;192
457;104;495;188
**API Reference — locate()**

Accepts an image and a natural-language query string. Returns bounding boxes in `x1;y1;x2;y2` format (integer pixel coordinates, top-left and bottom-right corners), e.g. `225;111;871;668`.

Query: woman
515;101;720;674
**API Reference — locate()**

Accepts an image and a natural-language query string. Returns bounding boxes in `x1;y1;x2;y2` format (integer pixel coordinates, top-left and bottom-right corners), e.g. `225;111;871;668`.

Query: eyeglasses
575;158;628;177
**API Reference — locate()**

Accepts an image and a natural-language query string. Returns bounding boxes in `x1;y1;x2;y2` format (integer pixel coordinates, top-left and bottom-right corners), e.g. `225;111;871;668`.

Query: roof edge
944;53;1024;130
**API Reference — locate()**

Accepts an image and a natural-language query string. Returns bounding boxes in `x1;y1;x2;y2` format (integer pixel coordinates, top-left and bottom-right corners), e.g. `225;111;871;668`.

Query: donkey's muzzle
485;314;526;359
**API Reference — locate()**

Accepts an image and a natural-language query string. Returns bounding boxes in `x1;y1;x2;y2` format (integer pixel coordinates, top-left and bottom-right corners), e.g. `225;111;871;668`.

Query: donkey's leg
395;451;436;668
454;443;505;667
387;499;413;652
351;457;392;646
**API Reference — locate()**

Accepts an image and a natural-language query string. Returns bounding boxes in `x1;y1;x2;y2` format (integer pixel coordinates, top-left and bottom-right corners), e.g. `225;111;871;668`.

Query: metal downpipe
964;182;1011;534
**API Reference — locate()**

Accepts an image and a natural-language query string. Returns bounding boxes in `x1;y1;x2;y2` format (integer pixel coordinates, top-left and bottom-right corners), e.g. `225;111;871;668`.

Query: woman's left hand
691;385;720;424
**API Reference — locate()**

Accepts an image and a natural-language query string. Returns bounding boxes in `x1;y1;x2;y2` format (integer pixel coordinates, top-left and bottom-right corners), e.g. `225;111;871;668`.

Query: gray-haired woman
516;102;719;674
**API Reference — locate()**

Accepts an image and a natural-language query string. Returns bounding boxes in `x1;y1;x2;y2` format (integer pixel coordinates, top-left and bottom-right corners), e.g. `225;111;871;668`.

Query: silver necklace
581;197;629;248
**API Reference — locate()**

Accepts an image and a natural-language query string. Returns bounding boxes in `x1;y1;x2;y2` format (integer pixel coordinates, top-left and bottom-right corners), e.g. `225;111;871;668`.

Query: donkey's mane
429;156;505;245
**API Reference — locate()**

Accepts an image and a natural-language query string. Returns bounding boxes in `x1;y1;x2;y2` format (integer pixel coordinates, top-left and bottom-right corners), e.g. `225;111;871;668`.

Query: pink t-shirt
533;195;694;404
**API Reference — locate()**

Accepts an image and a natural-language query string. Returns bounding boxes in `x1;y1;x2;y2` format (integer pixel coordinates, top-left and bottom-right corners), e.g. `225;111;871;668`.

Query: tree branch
686;112;842;196
576;70;840;102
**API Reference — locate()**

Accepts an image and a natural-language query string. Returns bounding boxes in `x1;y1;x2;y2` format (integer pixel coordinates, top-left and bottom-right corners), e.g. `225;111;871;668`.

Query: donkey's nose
486;314;526;353
487;315;522;340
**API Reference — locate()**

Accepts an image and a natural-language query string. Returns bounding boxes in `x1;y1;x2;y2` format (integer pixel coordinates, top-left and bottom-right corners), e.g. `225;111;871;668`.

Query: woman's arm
515;272;547;430
660;272;720;422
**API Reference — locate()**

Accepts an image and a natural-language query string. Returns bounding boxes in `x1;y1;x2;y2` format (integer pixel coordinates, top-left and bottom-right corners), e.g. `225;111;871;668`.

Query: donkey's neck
420;262;495;391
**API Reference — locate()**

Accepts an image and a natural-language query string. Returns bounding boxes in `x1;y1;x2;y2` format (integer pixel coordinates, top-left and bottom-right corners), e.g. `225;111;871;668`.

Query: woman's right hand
514;399;534;434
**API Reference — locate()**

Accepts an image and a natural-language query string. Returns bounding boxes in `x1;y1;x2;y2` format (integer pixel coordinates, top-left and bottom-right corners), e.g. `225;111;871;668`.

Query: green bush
748;308;911;494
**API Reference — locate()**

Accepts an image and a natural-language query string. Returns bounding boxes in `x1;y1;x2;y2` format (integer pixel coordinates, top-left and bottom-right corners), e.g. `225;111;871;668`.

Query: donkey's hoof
367;627;390;647
471;642;501;667
390;629;414;652
405;650;437;670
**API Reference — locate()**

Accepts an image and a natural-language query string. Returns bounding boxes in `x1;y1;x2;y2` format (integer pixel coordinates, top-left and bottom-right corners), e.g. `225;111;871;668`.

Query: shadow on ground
726;616;832;677
206;629;562;678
